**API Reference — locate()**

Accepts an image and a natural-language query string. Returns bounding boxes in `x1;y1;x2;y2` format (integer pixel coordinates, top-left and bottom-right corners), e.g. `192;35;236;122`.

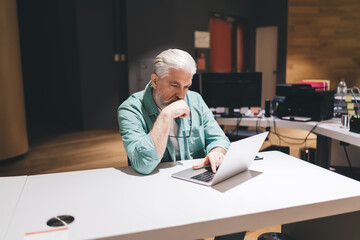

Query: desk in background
4;151;360;240
216;117;360;168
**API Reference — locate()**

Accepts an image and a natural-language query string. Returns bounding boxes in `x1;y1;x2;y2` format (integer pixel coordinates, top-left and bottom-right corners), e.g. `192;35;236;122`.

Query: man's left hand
192;147;226;173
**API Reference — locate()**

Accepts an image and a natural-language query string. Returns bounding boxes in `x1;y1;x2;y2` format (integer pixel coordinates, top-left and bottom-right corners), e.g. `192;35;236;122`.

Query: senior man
118;49;246;240
118;49;230;175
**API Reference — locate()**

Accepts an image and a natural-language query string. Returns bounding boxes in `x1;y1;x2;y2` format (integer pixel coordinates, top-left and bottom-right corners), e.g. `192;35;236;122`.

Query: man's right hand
162;100;190;119
150;100;190;160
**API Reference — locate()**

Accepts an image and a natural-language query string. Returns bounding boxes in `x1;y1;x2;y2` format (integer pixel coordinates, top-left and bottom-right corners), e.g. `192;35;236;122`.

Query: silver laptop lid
211;131;268;185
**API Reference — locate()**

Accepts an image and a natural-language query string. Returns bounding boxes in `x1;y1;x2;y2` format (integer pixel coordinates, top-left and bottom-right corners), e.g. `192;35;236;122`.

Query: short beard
154;92;180;110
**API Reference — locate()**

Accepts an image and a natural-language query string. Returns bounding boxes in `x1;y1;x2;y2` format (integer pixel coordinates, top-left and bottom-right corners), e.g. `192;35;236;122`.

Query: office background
1;0;360;165
15;0;287;133
1;1;360;238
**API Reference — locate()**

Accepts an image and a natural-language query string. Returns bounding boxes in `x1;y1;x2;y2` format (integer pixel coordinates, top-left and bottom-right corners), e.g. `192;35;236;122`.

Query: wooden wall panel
0;0;29;160
287;0;360;90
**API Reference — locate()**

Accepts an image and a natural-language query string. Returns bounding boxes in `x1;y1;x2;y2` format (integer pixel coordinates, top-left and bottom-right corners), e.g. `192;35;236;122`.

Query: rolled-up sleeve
118;105;160;175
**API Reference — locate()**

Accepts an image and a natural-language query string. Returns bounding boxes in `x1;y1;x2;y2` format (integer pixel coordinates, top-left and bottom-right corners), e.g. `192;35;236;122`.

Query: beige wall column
0;0;29;160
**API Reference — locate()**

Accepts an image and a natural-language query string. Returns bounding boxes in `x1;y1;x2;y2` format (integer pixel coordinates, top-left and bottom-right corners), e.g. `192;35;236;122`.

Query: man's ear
151;73;158;89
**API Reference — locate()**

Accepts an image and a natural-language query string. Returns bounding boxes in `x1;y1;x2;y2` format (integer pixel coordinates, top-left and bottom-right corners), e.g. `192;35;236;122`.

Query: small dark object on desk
47;215;75;227
350;115;360;133
265;99;271;117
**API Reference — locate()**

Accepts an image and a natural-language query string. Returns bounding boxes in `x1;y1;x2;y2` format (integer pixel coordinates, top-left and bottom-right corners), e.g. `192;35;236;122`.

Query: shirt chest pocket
188;125;206;159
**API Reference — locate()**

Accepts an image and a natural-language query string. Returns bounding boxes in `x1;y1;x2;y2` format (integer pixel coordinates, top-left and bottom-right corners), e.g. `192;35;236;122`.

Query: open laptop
171;131;268;186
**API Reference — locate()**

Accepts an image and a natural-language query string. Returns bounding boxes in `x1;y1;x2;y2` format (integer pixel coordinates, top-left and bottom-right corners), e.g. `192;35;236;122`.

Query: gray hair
153;49;197;79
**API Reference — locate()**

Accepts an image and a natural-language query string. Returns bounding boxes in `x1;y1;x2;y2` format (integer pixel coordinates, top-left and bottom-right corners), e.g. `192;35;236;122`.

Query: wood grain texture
0;129;127;176
287;0;360;89
0;126;315;177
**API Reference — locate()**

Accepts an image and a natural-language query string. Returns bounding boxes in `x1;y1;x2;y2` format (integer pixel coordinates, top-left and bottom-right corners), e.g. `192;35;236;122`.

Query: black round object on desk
47;215;75;227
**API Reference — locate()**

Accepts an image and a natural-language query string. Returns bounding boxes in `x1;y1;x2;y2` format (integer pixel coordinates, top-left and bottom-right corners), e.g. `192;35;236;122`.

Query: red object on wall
210;17;232;72
236;24;244;72
197;52;206;71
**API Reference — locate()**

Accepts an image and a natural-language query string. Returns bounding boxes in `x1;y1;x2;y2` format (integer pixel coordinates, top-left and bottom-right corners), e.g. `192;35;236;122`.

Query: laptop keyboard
191;170;215;182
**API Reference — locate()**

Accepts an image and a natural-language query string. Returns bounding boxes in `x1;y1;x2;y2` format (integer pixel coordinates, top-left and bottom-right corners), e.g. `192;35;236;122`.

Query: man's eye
171;85;179;88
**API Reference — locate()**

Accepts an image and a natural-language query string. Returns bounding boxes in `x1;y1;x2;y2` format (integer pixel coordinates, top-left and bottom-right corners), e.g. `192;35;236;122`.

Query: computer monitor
190;73;200;94
201;72;262;115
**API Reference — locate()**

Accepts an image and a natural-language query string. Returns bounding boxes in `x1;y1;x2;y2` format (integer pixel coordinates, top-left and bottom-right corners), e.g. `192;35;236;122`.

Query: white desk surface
5;151;360;240
0;175;27;240
216;117;360;147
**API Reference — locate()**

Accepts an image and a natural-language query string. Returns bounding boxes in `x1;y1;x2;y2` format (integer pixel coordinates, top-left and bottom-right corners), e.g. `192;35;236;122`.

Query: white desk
217;116;318;132
4;152;360;240
216;117;360;147
0;176;27;240
216;117;360;168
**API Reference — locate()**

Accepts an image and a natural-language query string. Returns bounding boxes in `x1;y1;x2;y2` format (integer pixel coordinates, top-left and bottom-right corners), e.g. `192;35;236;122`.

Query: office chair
225;125;289;155
224;114;266;142
223;109;266;142
225;126;265;142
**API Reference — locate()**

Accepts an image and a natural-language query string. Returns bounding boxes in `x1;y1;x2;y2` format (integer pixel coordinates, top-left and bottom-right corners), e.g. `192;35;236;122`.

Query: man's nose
176;88;187;99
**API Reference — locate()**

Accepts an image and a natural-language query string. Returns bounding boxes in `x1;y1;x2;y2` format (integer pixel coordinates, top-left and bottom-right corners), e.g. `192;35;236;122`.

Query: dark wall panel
76;0;121;129
18;0;287;133
18;0;82;138
253;0;288;84
126;0;255;94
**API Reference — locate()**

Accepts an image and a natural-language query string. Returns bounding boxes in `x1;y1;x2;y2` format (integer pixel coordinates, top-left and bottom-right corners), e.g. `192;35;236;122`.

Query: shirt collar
142;81;160;117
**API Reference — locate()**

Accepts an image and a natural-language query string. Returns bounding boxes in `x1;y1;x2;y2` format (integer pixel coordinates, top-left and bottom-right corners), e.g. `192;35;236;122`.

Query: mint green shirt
118;81;230;174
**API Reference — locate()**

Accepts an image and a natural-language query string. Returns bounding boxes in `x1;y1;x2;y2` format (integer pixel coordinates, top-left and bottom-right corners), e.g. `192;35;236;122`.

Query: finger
216;154;222;167
192;157;209;169
176;106;190;118
179;112;189;118
192;158;207;169
217;157;223;168
210;158;217;173
180;106;190;118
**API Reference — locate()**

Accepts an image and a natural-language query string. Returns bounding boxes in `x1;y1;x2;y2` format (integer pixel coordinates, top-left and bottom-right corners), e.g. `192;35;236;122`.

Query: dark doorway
209;13;249;73
17;0;129;141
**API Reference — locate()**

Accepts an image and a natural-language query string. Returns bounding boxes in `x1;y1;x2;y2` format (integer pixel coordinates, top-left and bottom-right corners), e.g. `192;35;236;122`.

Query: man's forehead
167;78;192;86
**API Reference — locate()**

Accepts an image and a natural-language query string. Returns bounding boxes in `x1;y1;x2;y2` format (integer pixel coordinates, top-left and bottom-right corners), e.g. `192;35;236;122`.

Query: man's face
151;69;192;109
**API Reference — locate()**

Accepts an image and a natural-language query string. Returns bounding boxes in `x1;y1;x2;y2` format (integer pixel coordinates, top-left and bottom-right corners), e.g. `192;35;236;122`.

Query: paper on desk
24;227;68;240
